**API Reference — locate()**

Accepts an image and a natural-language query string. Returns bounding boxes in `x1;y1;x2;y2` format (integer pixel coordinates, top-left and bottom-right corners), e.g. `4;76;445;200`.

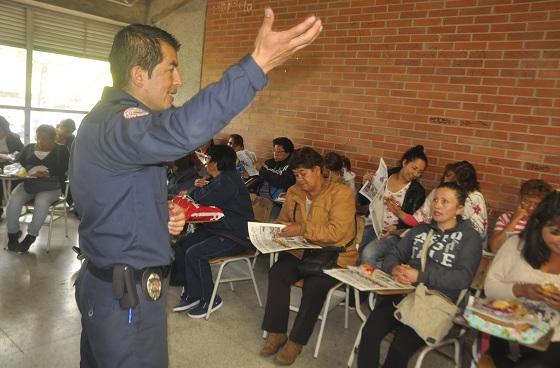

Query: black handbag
293;203;357;277
24;176;61;194
297;246;344;277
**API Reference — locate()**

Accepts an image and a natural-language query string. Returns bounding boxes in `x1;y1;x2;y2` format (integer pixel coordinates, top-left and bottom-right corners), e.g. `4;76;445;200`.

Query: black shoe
16;234;36;253
5;231;22;252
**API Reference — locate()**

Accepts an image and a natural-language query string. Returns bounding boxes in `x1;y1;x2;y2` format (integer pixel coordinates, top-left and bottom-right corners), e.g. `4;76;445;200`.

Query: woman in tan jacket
260;147;357;365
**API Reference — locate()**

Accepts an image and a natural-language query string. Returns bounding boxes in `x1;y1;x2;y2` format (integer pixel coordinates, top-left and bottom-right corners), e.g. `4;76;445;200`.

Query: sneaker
187;295;223;319
172;294;200;312
16;234;36;253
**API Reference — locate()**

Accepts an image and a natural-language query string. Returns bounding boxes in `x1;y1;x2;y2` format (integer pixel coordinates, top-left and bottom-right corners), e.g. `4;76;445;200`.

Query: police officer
70;8;322;368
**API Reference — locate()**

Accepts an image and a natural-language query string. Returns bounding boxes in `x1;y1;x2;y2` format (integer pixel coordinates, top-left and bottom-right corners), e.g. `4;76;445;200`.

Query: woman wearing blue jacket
170;144;254;318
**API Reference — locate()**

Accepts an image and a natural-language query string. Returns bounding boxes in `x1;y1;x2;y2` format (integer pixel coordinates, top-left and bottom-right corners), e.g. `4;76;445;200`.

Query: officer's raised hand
251;8;322;74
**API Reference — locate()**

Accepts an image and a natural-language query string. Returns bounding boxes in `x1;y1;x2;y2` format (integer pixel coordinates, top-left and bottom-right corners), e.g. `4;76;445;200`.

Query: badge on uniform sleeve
142;270;162;301
123;107;149;119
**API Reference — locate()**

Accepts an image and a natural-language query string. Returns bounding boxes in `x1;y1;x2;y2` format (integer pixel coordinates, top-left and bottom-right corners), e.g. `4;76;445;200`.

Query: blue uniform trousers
75;263;168;368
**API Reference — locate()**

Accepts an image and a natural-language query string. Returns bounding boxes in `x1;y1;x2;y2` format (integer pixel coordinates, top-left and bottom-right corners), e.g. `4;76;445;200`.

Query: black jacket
17;143;69;188
386;167;426;230
259;156;295;191
191;170;254;239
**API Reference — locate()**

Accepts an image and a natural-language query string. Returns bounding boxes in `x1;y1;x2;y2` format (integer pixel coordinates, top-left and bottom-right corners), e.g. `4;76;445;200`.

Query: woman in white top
485;191;560;368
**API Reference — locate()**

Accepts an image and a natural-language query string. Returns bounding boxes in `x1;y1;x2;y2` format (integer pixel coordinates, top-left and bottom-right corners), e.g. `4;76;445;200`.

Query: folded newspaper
323;266;414;293
236;149;258;176
359;157;388;202
248;222;322;254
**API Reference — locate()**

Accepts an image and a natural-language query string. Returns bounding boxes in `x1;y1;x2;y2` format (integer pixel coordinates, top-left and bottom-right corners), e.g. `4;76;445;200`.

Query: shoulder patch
123;107;149;119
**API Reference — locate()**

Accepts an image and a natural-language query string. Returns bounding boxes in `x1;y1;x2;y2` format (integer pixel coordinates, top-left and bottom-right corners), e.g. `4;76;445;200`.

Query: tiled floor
0;217;457;367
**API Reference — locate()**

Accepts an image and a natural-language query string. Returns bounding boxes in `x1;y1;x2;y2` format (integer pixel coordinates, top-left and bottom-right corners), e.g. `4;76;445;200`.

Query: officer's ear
130;65;148;88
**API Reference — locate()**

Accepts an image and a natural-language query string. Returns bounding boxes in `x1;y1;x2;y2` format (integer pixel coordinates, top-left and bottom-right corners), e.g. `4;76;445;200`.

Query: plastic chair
205;247;263;320
21;182;69;253
203;194;273;320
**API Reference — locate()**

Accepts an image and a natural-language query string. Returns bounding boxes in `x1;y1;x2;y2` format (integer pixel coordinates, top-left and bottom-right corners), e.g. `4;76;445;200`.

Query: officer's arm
106;56;267;166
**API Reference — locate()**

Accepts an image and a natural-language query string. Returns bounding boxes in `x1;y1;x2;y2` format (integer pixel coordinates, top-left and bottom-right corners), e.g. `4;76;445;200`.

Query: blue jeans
171;229;249;301
360;235;400;266
358;225;377;253
6;182;61;237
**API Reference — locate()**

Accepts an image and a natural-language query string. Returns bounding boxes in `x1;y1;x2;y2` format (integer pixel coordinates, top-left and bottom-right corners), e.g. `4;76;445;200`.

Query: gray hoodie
382;218;482;301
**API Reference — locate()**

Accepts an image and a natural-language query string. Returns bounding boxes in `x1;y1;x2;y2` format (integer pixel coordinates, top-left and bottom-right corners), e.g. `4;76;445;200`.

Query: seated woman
5;124;69;253
357;182;483;368
169;145;254;318
256;136;296;200
485;191;560;368
260;147;356;365
55;118;76;150
358;145;427;265
0;115;24;218
227;133;259;189
362;160;488;266
167;152;203;196
488;179;552;253
324;151;356;194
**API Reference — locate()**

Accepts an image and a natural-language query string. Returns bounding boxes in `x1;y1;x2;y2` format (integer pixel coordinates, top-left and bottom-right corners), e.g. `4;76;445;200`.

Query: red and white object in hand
171;194;224;223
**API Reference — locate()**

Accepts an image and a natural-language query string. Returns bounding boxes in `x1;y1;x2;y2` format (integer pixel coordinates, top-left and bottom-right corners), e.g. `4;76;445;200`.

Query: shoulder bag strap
419;229;434;273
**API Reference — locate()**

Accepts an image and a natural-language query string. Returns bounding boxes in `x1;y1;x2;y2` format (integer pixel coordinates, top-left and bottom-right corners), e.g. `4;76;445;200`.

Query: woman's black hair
437;181;467;206
59;118;76;132
522;191;560;269
324;152;343;171
272;137;295;154
288;147;323;171
400;145;428;168
36;124;57;140
228;134;244;149
207;145;237;172
448;160;480;193
0;115;12;134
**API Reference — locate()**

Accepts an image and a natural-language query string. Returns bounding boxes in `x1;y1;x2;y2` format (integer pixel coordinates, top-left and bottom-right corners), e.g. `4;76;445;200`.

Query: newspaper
247;222;322;254
323;266;414;293
359;158;388;202
236;149;258;176
195;150;210;165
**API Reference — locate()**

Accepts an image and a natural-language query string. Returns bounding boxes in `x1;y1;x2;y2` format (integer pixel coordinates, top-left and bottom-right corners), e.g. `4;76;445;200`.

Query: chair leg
47;205;54;253
64;202;68;238
314;287;336;359
245;258;262;307
206;262;226;320
454;339;461;368
347;320;366;367
229;282;235;291
344;285;349;329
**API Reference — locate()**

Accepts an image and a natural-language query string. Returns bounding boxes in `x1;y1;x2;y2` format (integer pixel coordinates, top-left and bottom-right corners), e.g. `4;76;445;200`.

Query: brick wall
201;0;560;220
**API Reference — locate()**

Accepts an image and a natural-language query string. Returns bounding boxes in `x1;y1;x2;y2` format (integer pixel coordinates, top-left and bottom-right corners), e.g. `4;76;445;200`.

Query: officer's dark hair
289;147;323;171
228;134;244;149
36;124;57;141
272;137;294;154
59;118;76;132
0;115;12;134
109;24;181;89
522;191;560;269
437;181;467;207
400;145;428;168
207;145;237;172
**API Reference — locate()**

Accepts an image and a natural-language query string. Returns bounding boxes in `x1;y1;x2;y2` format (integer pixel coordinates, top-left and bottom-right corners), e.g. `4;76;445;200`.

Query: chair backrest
354;216;366;250
250;193;274;223
471;251;494;293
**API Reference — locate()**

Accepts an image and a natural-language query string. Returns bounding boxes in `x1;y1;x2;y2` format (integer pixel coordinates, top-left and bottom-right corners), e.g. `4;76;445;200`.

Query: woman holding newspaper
260;147;357;365
358;145;427;265
357;181;482;368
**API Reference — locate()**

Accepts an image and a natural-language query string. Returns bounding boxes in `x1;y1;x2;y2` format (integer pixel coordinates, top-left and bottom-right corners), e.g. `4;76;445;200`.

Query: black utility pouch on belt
112;265;139;309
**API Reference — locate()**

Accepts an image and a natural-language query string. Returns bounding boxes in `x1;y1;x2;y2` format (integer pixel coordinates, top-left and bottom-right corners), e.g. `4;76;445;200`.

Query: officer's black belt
87;262;171;283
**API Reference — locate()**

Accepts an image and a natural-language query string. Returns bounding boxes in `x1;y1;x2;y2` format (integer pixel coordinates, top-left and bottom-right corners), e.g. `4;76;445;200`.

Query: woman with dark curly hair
485;191;560;367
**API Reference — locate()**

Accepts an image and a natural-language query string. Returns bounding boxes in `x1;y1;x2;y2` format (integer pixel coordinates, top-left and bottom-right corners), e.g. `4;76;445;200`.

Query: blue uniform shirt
70;55;267;270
